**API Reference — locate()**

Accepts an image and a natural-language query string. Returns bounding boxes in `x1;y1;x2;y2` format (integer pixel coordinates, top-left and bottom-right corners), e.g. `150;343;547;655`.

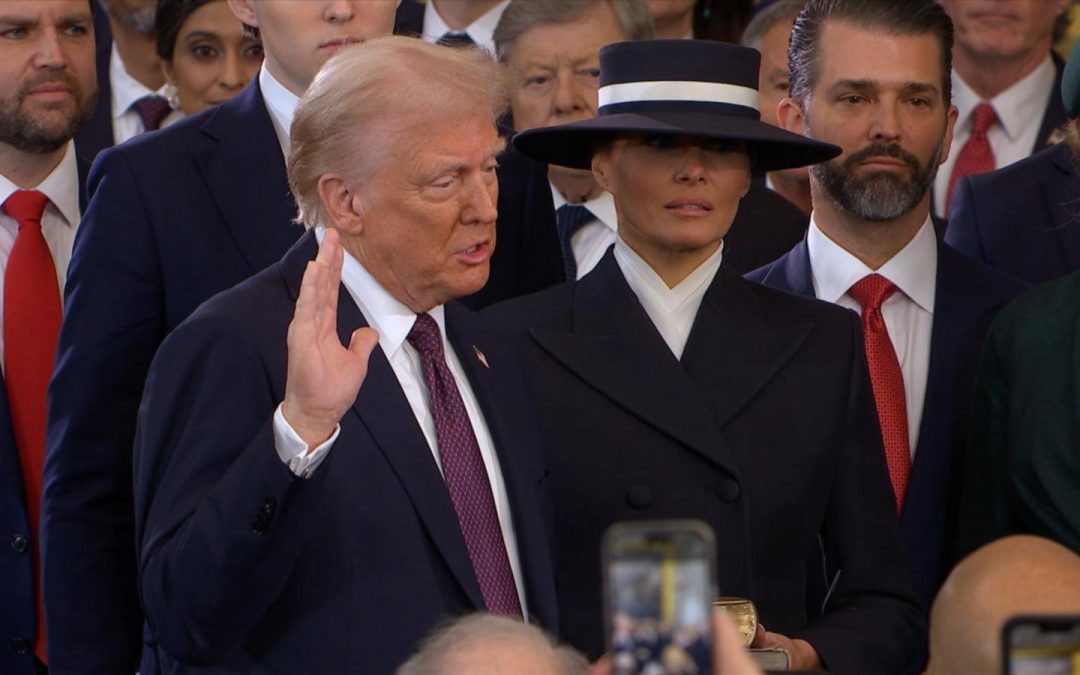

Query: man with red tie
747;0;1027;664
0;1;97;673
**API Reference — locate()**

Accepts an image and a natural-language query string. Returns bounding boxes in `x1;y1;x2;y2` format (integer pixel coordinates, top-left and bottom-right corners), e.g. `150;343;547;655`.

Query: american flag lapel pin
472;344;490;369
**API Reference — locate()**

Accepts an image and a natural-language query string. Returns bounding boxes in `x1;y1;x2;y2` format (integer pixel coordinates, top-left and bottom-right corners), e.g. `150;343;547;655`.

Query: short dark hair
154;0;217;61
787;0;954;110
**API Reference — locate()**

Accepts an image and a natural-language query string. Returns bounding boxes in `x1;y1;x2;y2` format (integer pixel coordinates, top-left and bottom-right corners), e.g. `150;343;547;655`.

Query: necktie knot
848;273;898;313
970;102;998;136
3;190;49;230
407;313;443;357
133;94;172;132
438;32;475;47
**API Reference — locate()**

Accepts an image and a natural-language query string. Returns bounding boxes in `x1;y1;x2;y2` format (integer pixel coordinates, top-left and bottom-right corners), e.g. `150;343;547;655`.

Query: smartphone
602;520;718;675
1002;615;1080;675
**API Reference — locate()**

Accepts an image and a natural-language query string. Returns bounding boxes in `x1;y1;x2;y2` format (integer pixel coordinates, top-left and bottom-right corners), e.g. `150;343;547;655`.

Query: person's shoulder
968;141;1070;195
993;270;1080;335
481;281;576;335
939;243;1029;304
733;271;854;326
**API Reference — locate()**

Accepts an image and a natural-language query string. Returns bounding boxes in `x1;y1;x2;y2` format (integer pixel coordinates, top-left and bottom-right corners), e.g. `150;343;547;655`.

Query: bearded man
746;0;1027;669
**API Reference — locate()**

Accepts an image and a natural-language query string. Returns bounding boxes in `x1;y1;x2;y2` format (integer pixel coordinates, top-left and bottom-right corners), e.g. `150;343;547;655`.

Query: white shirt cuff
272;404;339;478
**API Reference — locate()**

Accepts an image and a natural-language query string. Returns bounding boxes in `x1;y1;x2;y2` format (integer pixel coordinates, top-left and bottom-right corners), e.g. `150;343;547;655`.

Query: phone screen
1004;616;1080;675
604;521;716;675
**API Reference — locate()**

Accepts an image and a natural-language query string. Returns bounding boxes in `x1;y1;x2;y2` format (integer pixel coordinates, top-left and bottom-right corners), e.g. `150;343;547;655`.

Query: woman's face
164;0;263;115
592;133;751;274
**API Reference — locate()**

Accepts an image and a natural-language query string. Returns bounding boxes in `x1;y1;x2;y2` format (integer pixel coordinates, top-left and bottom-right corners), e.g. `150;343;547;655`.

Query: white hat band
598;80;760;112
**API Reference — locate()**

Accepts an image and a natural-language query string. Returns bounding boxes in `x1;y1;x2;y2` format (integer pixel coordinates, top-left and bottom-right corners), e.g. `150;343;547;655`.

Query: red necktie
848;274;910;512
407;313;523;617
946;102;998;215
3;189;60;662
132;94;171;132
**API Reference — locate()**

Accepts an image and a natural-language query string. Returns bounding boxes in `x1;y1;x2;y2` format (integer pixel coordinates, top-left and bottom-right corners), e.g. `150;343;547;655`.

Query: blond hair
288;36;509;229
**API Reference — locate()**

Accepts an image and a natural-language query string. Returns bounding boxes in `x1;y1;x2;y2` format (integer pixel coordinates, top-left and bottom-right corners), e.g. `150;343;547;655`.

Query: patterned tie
556;203;592;280
132;94;171;132
847;274;910;512
946;102;998;215
407;313;522;616
3;189;59;662
438;32;475;47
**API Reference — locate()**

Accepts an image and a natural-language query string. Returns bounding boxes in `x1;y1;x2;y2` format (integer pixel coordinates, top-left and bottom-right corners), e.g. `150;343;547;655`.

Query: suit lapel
1034;54;1067;152
759;239;815;298
529;254;740;475
197;80;304;276
279;234;486;610
0;376;29;527
1045;144;1080;271
681;271;812;429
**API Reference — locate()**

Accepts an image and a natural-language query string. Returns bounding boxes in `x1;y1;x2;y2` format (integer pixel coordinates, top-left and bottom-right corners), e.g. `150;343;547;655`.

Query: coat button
11;534;27;553
11;637;30;654
626;485;653;509
714;479;740;503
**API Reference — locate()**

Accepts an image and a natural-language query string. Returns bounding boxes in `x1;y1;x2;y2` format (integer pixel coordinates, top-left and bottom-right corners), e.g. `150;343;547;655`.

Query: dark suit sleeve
42;148;164;672
953;321;1013;559
943;177;987;263
135;316;327;666
792;313;924;674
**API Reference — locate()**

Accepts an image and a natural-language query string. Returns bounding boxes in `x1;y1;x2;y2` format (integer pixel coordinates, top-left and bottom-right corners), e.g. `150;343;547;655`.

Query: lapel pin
472;345;490;369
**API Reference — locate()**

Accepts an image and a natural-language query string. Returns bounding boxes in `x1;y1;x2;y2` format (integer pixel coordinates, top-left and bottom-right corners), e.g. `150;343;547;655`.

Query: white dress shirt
421;0;509;55
273;227;528;614
614;235;724;360
933;56;1057;217
258;65;300;157
806;215;937;458
109;43;182;144
0;142;81;371
551;187;619;279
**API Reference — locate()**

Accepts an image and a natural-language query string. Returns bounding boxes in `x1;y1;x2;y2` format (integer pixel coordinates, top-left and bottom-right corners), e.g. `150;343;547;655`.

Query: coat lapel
1046;144;1080;271
279;234;486;610
197;80;304;276
757;239;815;298
528;254;740;476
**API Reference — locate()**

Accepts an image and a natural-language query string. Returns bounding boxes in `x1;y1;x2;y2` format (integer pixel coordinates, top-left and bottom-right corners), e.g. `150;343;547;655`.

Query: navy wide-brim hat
512;39;841;172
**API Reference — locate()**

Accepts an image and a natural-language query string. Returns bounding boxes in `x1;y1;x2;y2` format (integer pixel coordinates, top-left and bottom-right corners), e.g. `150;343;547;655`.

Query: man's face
940;0;1069;64
347;109;503;312
99;0;156;34
786;22;956;221
227;0;397;96
0;0;97;155
507;2;626;133
643;0;696;24
756;17;795;129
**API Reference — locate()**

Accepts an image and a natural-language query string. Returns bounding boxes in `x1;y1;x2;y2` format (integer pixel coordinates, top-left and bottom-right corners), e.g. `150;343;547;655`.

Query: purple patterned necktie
132;95;171;132
407;313;522;617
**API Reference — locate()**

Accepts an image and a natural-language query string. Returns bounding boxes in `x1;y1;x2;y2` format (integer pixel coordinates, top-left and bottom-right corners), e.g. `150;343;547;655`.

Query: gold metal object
713;597;758;646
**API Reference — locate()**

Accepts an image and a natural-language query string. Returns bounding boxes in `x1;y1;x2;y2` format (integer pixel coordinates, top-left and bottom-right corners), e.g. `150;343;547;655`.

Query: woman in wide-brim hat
487;38;923;674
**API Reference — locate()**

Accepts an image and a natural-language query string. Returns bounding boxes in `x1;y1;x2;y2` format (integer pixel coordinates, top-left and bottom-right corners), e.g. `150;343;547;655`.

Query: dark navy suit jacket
945;142;1080;285
747;239;1027;612
134;231;557;673
75;5;115;164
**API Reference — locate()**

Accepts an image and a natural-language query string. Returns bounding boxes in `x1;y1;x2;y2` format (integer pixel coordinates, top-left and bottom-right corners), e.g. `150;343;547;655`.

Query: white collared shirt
551;187;619;279
109;42;182;144
806;215;937;458
613;235;724;360
273;227;528;614
933;56;1057;217
0;141;81;370
421;0;509;56
258;65;300;158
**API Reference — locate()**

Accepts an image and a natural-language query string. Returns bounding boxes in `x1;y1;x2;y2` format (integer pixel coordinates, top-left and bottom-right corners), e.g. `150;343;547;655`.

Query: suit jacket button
11;534;27;553
626;485;653;509
714;479;740;503
11;637;30;654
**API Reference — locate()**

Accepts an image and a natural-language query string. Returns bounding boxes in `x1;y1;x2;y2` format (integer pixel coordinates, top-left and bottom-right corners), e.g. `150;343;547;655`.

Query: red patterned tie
946;102;998;215
3;189;59;662
848;274;910;511
407;313;523;617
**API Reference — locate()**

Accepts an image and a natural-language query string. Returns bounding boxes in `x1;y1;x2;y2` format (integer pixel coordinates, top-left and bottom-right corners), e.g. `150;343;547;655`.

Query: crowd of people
2;0;1080;673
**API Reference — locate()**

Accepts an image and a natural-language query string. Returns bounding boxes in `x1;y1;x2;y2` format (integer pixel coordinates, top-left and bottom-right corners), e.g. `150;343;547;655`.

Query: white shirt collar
109;41;167;120
259;65;300;156
314;227;447;360
422;0;508;55
0;140;81;228
550;186;619;233
806;213;936;313
952;55;1056;142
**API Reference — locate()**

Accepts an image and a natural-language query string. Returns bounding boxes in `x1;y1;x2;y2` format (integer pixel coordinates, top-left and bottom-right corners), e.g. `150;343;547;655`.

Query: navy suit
76;5;115;163
487;253;923;674
945;142;1080;285
134;231;557;672
394;0;425;36
747;239;1027;612
723;181;808;274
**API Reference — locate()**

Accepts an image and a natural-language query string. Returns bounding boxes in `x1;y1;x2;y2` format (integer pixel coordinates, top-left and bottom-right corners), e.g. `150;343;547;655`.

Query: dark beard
0;73;97;154
811;140;942;222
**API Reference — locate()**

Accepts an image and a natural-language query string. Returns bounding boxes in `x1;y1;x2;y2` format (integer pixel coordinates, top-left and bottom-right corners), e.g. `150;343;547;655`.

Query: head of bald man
926;535;1080;675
